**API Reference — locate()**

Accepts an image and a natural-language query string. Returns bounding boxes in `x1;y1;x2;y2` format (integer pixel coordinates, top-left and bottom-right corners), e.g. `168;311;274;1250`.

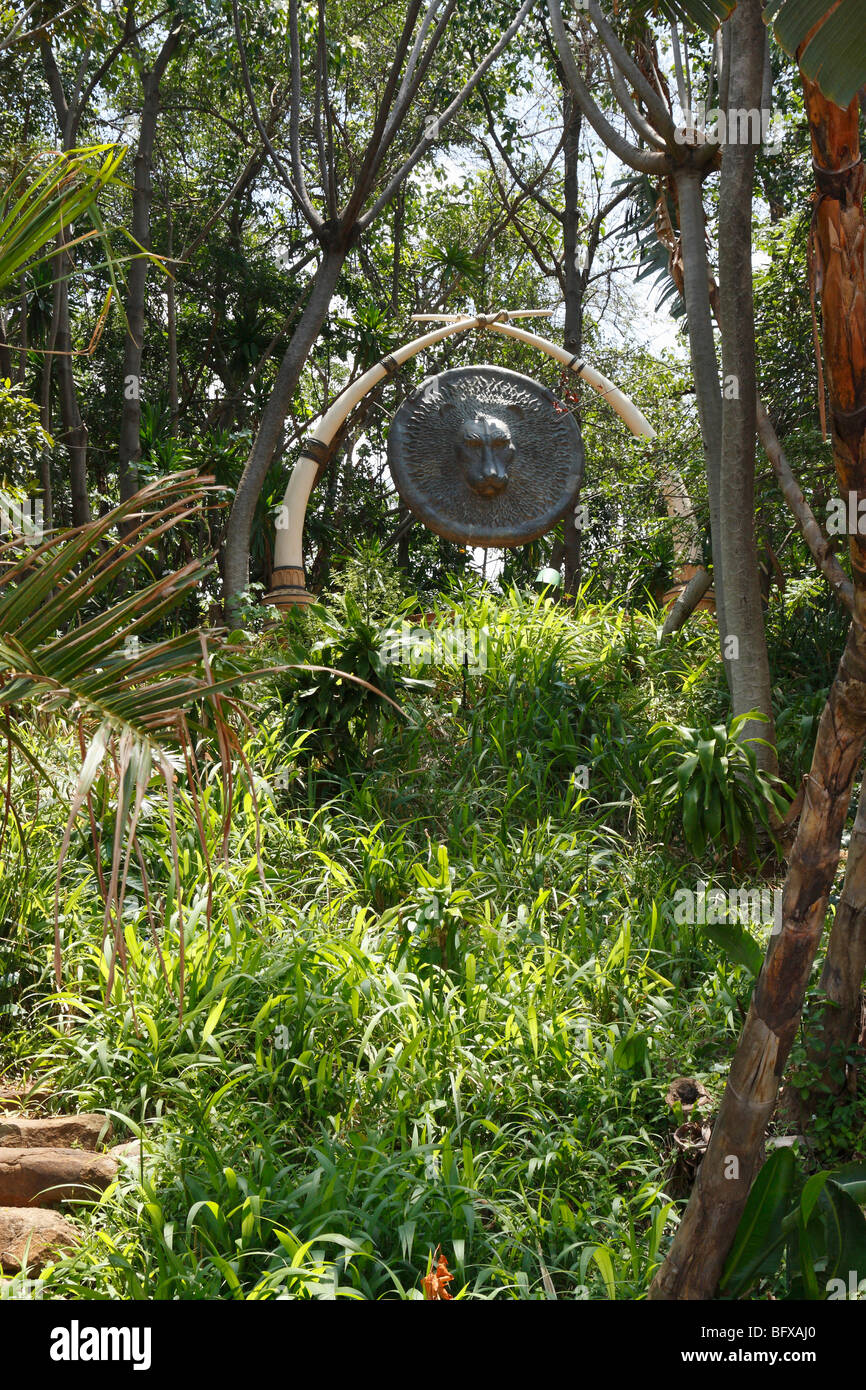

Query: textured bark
651;70;866;1304
717;0;776;770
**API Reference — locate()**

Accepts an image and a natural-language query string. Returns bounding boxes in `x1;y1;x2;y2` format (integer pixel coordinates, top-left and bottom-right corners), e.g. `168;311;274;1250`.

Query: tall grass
0;577;820;1299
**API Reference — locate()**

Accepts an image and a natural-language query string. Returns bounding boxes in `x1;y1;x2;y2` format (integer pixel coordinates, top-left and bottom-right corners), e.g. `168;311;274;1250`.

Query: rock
766;1133;805;1149
0;1081;50;1108
0;1115;112;1151
109;1139;141;1165
0;1148;118;1207
0;1207;80;1273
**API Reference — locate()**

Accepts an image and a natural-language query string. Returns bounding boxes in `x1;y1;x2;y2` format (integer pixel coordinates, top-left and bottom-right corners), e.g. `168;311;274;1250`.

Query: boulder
0;1115;112;1151
0;1147;117;1207
0;1207;80;1273
109;1139;141;1165
0;1081;50;1108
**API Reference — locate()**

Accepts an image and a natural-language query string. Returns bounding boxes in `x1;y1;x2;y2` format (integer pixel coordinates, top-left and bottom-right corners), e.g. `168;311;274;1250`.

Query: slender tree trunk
119;74;166;503
40;40;90;527
223;243;348;617
0;315;11;379
662;566;712;637
166;207;178;433
561;86;583;601
717;0;776;770
651;72;866;1304
39;289;58;532
674;165;726;646
54;265;90;527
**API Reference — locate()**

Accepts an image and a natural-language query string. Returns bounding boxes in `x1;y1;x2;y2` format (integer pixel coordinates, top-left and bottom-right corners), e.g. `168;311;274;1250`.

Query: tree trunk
803;773;866;1102
795;75;866;1097
651;619;866;1299
717;0;776;771
118;74;165;504
673;165;726;646
223;243;348;618
661;565;712;637
651;70;866;1304
55;266;90;527
166;206;179;433
561;86;583;602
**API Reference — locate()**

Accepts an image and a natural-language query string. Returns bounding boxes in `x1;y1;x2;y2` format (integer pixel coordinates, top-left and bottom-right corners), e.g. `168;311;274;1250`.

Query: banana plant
660;0;866;107
721;1147;866;1299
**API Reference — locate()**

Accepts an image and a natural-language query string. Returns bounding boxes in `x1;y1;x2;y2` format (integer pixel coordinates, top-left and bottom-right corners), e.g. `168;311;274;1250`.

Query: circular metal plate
386;365;584;548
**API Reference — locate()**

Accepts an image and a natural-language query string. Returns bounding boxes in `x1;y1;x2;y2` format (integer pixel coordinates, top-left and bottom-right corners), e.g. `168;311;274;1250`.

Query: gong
386;364;584;548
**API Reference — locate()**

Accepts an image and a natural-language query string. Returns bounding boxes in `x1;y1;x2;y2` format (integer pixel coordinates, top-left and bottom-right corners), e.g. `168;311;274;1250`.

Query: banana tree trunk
651;66;866;1304
803;773;866;1103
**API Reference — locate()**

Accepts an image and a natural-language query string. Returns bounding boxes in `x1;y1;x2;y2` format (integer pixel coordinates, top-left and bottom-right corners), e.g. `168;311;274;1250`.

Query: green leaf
201;994;228;1045
682;780;705;855
658;0;735;32
702;920;764;977
826;1163;866;1206
721;1147;797;1296
764;0;866;110
697;737;716;780
818;1180;866;1289
590;1245;617;1299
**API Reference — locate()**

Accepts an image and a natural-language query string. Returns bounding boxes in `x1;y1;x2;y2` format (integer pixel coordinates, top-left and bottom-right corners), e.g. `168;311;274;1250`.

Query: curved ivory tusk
484;320;655;440
266;312;654;608
269;317;482;601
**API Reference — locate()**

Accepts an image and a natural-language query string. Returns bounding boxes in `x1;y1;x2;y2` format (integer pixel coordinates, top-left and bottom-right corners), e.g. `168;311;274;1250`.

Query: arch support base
266;566;315;608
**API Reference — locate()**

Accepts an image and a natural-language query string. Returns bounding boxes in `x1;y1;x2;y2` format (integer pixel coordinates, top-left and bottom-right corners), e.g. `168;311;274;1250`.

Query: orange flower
422;1246;454;1300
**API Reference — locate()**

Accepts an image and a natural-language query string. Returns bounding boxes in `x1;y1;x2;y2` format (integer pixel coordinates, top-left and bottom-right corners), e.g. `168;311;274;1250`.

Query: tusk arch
266;311;654;608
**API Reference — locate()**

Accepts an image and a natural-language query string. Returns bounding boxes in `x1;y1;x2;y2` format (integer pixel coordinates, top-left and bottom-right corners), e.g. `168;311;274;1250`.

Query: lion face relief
387;365;584;549
456;411;516;496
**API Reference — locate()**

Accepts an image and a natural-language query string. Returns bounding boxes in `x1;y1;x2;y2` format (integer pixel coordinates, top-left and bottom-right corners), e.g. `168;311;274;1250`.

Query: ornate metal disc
386;365;584;548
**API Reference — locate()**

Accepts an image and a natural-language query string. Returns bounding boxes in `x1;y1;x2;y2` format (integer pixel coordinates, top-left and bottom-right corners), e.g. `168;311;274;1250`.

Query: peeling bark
652;65;866;1304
